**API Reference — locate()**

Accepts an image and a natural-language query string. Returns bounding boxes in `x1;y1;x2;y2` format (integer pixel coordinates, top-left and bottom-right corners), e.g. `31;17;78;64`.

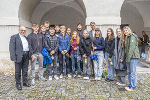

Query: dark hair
107;28;114;41
90;22;96;25
93;28;101;41
49;27;55;30
142;31;146;35
77;23;82;26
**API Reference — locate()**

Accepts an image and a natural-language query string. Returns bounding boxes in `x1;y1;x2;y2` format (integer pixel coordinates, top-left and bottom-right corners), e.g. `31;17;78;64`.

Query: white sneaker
116;82;120;85
97;77;101;81
86;77;89;80
83;77;86;80
49;76;53;81
73;74;76;78
54;75;59;80
60;74;63;79
83;77;89;80
95;77;98;80
31;79;35;86
68;74;72;78
125;87;136;91
39;77;47;81
77;75;81;78
118;83;126;86
116;82;126;86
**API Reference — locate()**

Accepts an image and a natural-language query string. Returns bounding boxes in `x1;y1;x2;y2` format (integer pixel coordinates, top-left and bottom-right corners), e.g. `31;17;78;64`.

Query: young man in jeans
28;24;47;86
44;27;59;80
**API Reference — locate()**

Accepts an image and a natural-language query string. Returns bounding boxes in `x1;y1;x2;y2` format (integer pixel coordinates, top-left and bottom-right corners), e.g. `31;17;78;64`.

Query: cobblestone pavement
0;73;150;100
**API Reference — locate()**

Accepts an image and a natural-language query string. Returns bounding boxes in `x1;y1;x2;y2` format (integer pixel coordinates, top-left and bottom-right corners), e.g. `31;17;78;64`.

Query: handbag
119;60;126;70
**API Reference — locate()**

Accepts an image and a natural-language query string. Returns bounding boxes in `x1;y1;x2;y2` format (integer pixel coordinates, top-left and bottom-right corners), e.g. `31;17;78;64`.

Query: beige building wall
0;0;150;74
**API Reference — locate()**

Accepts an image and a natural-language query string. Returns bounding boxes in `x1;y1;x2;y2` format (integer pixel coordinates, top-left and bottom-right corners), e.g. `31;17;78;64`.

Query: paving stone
0;73;150;99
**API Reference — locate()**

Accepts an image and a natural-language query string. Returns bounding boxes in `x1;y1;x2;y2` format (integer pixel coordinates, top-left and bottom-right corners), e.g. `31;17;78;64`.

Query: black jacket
142;34;149;44
76;30;83;39
79;36;92;56
44;34;59;53
9;34;29;63
27;33;44;57
105;37;115;58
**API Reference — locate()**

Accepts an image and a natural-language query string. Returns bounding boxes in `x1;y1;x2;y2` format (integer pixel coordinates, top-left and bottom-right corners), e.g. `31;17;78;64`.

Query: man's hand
31;55;36;61
50;50;55;55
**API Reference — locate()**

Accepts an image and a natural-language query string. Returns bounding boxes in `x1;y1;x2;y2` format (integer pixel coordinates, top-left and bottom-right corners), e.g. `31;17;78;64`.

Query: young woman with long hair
123;26;140;91
70;31;81;77
105;28;115;82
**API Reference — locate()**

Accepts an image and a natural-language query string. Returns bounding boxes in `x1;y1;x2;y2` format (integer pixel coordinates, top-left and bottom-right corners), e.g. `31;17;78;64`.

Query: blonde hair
122;26;132;48
123;26;132;34
70;31;80;45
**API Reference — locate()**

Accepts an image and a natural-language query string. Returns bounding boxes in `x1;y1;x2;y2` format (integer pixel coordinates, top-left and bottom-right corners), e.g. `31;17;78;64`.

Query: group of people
140;31;150;59
9;21;140;92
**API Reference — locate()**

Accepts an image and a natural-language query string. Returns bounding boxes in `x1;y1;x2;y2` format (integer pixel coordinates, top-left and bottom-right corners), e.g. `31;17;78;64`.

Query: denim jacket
58;33;70;52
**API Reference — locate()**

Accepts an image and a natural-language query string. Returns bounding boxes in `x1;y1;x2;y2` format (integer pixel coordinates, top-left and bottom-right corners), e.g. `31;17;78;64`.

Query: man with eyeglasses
9;26;31;90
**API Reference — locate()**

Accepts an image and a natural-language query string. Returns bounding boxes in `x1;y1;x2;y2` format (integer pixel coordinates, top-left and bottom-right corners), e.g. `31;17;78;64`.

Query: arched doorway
120;0;144;37
18;0;86;32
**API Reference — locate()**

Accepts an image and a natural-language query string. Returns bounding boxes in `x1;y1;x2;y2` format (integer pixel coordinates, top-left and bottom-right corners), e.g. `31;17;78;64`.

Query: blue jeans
93;51;104;78
71;52;81;75
126;58;138;90
105;52;114;80
141;43;147;59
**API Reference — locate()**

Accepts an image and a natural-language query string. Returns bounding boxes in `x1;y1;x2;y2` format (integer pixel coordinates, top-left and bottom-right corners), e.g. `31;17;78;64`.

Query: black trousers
15;51;29;85
59;53;70;75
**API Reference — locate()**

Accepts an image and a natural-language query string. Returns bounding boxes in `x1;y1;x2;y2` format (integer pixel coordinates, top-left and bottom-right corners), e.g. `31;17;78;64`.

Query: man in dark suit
9;26;30;90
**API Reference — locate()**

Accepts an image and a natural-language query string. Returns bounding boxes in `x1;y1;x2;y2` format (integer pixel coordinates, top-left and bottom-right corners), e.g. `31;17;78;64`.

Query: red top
71;39;78;53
